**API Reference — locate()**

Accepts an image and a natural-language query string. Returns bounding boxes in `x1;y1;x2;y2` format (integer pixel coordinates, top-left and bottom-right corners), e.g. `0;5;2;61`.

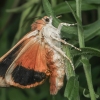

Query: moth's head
42;16;52;24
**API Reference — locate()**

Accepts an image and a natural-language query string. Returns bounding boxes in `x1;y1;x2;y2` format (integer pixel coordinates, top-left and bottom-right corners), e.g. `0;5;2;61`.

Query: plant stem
76;0;96;100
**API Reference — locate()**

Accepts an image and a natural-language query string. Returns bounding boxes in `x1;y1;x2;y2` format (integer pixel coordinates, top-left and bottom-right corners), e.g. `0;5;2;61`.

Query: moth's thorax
41;23;60;46
31;16;61;47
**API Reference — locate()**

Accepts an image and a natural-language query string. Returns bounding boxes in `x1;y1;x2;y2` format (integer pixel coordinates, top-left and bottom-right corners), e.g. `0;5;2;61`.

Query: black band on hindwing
12;66;46;85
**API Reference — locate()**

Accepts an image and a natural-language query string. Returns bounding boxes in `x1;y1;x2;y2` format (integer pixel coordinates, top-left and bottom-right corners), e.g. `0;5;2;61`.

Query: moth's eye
45;18;49;22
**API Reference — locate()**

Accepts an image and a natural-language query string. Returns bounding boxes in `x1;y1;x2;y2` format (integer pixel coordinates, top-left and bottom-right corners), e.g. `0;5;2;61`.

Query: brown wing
5;37;50;88
0;31;39;86
0;16;52;88
0;34;33;86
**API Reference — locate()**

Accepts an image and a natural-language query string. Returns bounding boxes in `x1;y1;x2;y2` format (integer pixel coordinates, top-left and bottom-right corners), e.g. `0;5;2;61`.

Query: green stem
82;57;96;100
76;0;96;100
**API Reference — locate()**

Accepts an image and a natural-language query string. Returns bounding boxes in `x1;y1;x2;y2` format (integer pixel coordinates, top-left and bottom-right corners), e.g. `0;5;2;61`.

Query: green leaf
12;1;42;45
71;47;100;57
83;89;99;98
12;6;33;45
54;1;97;15
84;0;100;4
64;76;80;100
0;0;19;32
42;0;55;17
97;87;100;97
63;45;75;79
84;19;100;41
74;57;81;68
0;31;9;56
65;1;82;28
6;0;39;13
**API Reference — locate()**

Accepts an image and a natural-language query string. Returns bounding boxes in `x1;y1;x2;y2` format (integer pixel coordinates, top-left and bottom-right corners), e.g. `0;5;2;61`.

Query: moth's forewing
0;31;35;86
0;31;50;88
0;36;28;86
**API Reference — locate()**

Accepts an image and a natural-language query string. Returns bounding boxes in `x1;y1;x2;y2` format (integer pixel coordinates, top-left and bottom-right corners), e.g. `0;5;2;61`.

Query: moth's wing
0;30;38;86
4;35;50;88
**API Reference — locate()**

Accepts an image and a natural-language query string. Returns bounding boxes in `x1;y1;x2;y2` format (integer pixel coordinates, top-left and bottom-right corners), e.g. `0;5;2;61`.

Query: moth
0;16;80;95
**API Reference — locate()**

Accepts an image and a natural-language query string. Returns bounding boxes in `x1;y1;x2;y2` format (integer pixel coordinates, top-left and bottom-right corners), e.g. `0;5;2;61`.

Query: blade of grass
6;0;39;13
75;0;96;100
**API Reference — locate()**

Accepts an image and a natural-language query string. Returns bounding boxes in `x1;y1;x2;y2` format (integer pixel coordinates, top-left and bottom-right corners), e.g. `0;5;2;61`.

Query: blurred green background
0;0;100;100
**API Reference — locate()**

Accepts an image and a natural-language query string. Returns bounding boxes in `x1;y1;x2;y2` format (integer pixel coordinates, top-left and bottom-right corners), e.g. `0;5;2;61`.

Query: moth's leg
47;42;74;70
57;23;76;34
51;36;81;51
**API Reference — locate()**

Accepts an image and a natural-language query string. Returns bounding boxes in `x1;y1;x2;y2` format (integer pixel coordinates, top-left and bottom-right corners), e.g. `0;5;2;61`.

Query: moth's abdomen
46;45;65;95
52;50;65;94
